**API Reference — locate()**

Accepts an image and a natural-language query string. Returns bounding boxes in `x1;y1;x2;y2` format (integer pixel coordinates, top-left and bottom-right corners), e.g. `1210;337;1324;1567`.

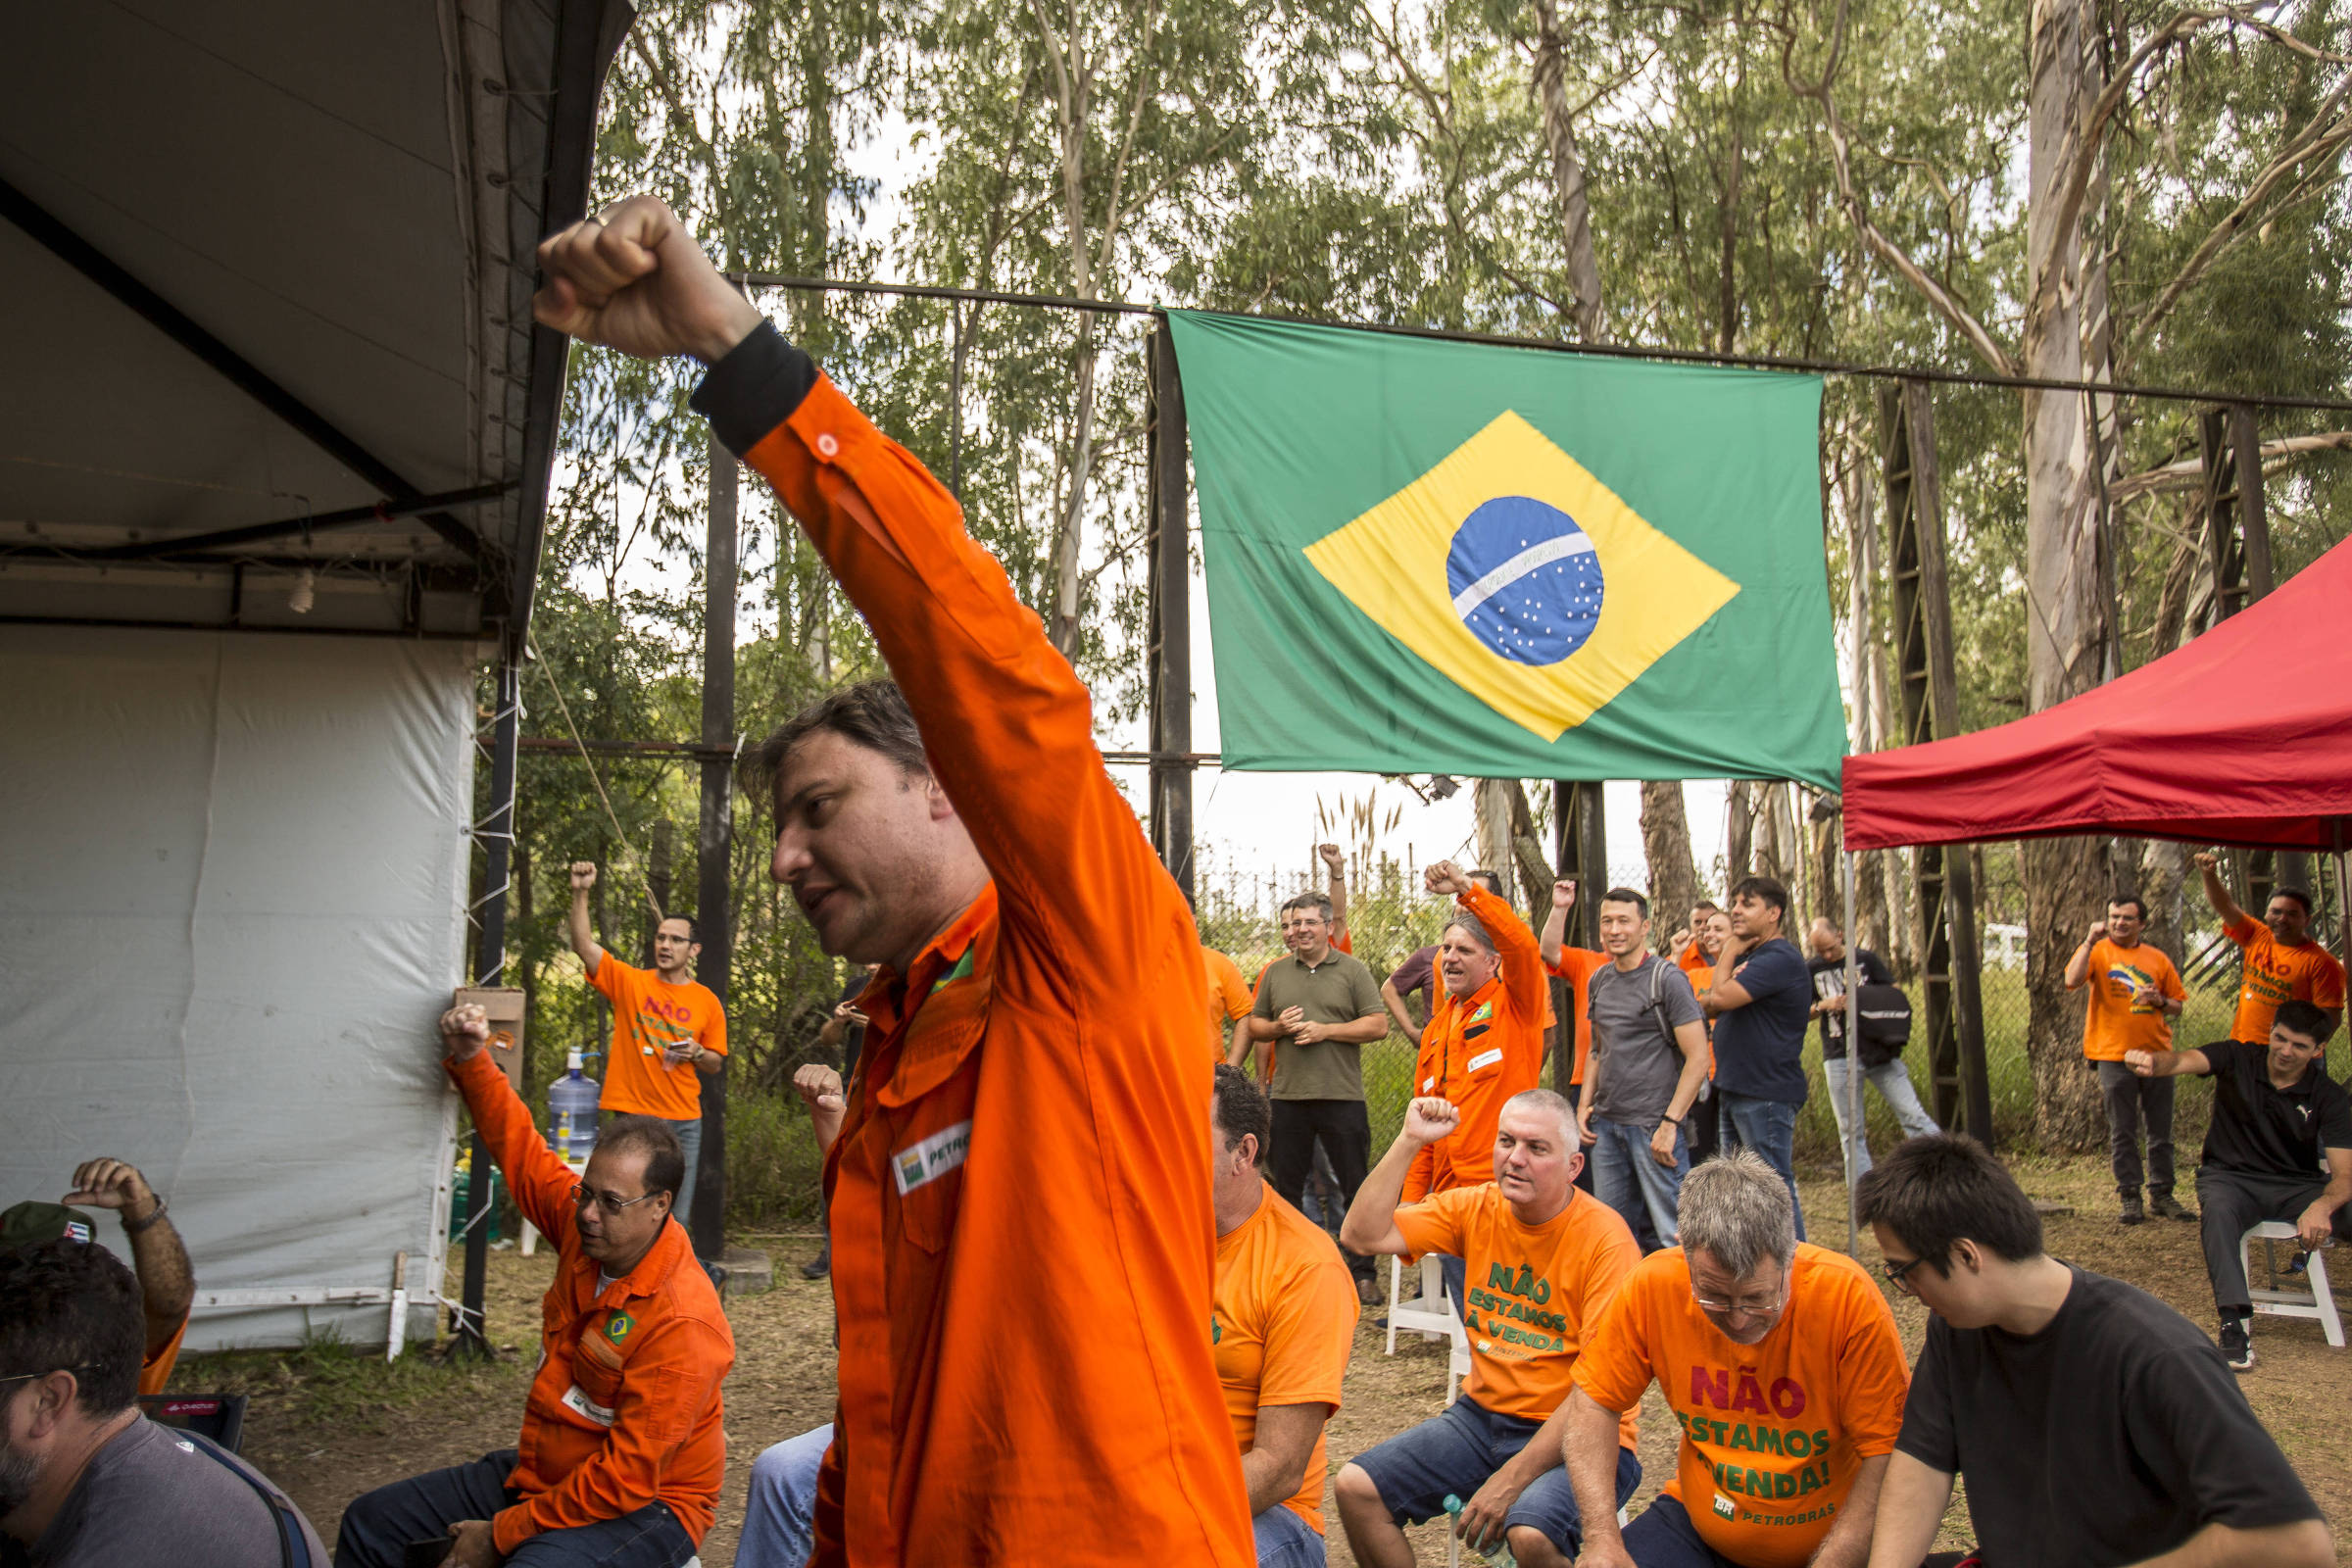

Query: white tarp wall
0;625;475;1350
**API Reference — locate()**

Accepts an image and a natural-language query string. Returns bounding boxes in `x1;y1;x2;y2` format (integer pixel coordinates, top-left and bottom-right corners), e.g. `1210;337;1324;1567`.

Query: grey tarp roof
0;0;631;644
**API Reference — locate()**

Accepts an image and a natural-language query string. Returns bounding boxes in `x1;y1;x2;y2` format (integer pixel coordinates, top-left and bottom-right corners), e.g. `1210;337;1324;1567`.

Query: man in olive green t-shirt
1242;890;1389;1301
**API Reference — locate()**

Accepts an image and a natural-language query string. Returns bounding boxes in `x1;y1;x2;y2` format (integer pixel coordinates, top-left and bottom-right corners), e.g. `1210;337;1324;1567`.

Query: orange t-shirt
740;366;1252;1566
1395;1183;1639;1445
1203;947;1253;1064
2225;916;2346;1042
1544;948;1609;1084
1573;1245;1909;1568
1679;945;1721;1075
1213;1183;1359;1535
136;1313;188;1396
2079;938;2185;1061
587;956;728;1120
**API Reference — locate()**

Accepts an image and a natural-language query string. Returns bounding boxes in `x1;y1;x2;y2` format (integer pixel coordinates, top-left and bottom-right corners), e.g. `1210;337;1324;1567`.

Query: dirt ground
196;1154;2352;1565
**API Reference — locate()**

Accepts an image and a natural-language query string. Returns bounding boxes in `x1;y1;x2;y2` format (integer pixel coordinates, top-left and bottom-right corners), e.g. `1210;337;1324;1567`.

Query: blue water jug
546;1051;601;1162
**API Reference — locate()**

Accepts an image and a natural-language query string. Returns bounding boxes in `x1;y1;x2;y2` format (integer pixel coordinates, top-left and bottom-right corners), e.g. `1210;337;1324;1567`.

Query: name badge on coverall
893;1120;973;1196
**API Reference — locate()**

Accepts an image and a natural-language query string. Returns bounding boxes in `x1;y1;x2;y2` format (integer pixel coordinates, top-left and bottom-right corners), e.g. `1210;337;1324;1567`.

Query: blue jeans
667;1114;703;1216
743;1422;1327;1568
1822;1056;1939;1180
333;1450;696;1568
1592;1117;1690;1250
1350;1396;1641;1553
1252;1503;1328;1568
1716;1092;1806;1241
739;1423;832;1568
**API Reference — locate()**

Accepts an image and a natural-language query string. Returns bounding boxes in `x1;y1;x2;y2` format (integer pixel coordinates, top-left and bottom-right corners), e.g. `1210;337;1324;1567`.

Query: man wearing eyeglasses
1857;1134;2328;1568
332;1003;735;1568
0;1234;327;1566
1560;1151;1909;1568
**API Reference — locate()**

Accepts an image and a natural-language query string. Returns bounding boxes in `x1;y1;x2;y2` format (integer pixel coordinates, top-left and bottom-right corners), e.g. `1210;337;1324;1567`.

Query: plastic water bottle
1442;1494;1514;1566
546;1051;600;1162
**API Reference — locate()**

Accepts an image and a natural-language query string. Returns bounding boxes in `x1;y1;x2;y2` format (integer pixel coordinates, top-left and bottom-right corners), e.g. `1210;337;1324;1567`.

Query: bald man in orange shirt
532;195;1251;1567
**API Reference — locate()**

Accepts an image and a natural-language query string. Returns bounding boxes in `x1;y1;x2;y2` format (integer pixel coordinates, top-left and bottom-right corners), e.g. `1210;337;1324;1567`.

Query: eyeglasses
0;1365;98;1393
1881;1253;1933;1295
1690;1282;1788;1319
570;1183;662;1217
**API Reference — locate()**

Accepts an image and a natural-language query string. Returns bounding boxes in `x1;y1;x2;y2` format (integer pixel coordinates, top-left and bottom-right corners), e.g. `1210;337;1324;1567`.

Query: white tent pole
1844;850;1863;1255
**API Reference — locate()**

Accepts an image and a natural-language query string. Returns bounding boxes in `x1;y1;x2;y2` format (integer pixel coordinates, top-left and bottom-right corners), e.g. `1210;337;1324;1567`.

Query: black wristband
122;1196;168;1235
1659;1113;1683;1127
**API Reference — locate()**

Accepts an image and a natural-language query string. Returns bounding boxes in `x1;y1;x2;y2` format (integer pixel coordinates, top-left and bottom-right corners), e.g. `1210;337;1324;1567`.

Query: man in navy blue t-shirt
1700;874;1814;1238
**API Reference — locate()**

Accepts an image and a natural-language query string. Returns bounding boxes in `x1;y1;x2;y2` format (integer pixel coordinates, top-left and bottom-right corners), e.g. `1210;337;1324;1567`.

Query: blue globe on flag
1445;496;1605;666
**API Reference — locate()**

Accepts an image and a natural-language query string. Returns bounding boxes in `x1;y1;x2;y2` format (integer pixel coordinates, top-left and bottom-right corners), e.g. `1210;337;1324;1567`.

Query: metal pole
459;654;520;1355
691;433;738;1263
1843;851;1862;1255
1146;321;1196;903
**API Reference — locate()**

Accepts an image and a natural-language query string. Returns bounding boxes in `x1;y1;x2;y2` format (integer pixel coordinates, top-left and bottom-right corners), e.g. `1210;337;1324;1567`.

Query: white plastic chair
2241;1221;2343;1348
1388;1253;1457;1351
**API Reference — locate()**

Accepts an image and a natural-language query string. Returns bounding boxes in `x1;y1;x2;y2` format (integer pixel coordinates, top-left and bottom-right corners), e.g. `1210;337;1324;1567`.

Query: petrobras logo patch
892;1120;973;1197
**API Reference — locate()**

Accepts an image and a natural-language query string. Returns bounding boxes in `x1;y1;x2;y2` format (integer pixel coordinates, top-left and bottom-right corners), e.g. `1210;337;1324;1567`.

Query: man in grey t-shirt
1575;887;1709;1250
0;1237;325;1567
1244;889;1390;1300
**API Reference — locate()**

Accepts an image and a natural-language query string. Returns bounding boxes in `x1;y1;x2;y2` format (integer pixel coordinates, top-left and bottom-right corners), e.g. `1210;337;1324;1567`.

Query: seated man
1563;1151;1909;1568
335;1004;735;1568
1337;1091;1642;1568
2124;999;2352;1369
1859;1134;2330;1568
741;1066;1358;1568
4;1155;195;1398
0;1233;326;1565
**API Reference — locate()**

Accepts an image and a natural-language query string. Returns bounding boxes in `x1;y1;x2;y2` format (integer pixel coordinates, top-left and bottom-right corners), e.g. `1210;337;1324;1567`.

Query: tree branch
2107;431;2352;503
1781;0;2017;374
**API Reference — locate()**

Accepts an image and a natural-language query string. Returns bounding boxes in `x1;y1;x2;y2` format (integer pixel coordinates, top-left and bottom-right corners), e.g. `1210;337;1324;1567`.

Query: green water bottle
1441;1494;1515;1566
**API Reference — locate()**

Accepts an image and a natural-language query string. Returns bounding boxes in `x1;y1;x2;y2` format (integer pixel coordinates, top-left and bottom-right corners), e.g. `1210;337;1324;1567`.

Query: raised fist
1425;860;1472;898
1402;1097;1461;1144
533;194;765;364
1317;843;1346;872
1552;879;1579;910
2191;851;2220;871
570;861;598;891
793;1063;847;1116
439;1003;491;1060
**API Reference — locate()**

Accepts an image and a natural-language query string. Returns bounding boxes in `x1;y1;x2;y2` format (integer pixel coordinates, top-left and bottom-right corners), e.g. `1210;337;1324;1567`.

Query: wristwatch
122;1195;169;1235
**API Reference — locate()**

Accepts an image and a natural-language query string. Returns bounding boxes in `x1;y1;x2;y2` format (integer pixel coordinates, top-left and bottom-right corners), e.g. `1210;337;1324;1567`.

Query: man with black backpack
1805;918;1936;1178
1575;888;1709;1250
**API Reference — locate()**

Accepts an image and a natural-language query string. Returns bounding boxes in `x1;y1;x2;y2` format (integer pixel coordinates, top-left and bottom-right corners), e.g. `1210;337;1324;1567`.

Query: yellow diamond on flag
1301;411;1740;741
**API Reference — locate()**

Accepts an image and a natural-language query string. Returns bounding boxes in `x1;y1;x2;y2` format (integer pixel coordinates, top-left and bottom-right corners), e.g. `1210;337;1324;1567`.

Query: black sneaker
2119;1193;2145;1226
2219;1318;2255;1371
801;1245;831;1280
2148;1193;2196;1222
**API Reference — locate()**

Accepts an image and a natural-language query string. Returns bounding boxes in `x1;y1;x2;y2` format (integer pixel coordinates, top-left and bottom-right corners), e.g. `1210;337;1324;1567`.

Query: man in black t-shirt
2125;999;2352;1369
1857;1134;2328;1568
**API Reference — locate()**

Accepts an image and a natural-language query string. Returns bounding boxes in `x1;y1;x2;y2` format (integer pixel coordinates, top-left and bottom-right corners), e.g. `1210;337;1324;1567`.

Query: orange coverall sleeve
446;1049;577;1244
698;326;1182;987
490;1312;734;1553
1461;883;1547;1033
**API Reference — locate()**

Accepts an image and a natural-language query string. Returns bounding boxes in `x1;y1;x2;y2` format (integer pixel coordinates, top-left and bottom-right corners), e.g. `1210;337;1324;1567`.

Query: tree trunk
1837;451;1897;964
1474;778;1516;883
2018;0;2113;1152
1530;0;1606;342
1726;781;1754;882
1641;782;1702;941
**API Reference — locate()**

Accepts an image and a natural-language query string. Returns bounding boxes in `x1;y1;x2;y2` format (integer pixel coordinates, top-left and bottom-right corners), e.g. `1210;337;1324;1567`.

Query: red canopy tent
1843;534;2352;852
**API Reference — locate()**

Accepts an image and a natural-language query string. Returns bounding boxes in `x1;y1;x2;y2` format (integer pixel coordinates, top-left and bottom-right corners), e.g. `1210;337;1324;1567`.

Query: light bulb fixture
289;567;316;614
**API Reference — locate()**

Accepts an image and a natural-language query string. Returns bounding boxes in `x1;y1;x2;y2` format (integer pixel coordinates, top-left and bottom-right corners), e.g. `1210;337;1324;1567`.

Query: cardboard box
454;986;527;1090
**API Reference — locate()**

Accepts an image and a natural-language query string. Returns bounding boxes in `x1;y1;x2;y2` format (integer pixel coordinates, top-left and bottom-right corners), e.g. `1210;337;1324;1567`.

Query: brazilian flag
1166;311;1844;789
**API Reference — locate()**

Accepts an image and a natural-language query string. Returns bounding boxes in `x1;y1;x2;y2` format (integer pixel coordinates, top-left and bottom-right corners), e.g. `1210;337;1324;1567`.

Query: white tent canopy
0;0;626;1348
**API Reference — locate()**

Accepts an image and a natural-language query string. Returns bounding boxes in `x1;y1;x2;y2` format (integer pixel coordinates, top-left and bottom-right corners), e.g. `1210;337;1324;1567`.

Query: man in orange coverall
530;195;1255;1566
1400;860;1551;1310
333;1002;735;1568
